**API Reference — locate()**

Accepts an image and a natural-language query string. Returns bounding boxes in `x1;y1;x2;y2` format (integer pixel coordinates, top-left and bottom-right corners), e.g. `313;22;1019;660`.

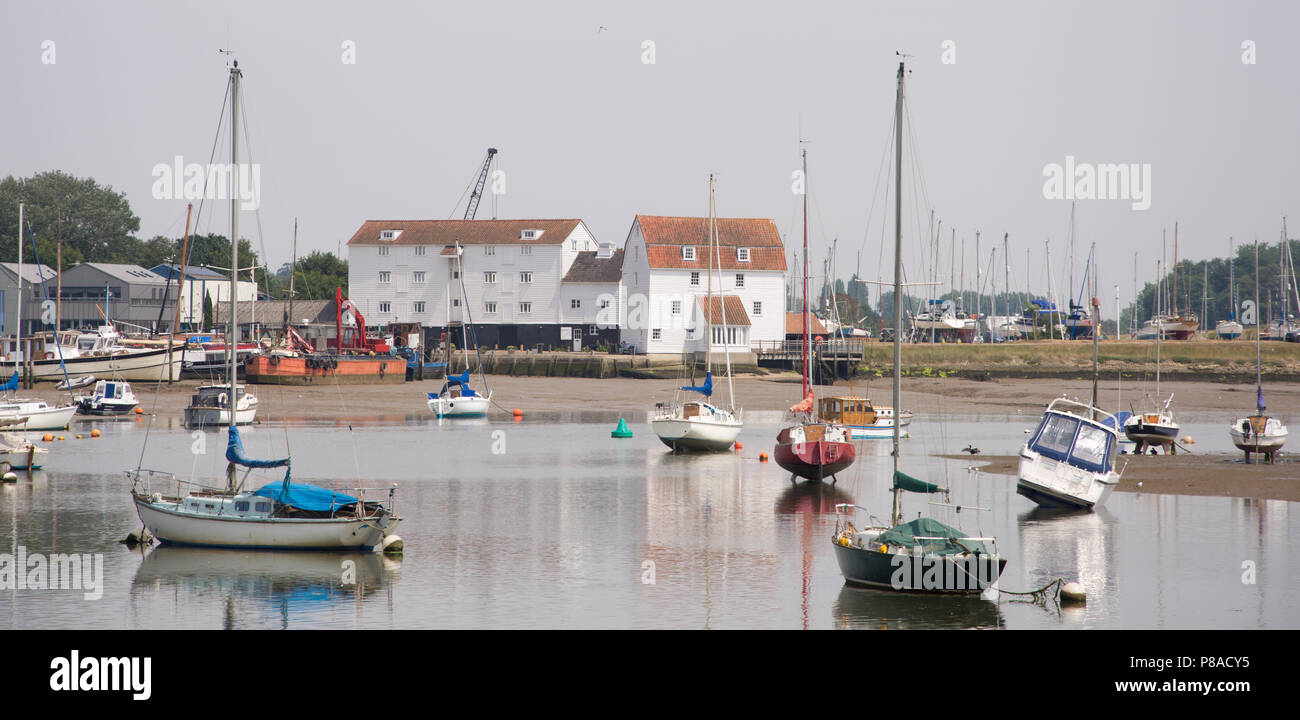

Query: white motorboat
75;379;140;416
184;384;258;426
1017;397;1122;510
0;371;77;430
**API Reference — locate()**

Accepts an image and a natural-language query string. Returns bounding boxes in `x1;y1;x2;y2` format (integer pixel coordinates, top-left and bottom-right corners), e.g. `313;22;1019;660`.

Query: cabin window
204;503;215;510
255;502;271;512
235;501;250;511
1031;414;1079;460
1070;425;1112;471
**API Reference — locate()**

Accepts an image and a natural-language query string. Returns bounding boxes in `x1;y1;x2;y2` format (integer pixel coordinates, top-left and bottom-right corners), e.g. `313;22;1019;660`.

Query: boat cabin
180;493;274;518
818;396;878;426
1026;407;1118;474
189;384;250;409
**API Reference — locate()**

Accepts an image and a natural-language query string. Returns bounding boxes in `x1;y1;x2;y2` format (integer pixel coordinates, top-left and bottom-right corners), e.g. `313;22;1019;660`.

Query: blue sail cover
1258;387;1266;413
439;370;478;397
0;371;17;393
252;481;359;512
681;371;713;397
225;426;289;469
1101;411;1132;431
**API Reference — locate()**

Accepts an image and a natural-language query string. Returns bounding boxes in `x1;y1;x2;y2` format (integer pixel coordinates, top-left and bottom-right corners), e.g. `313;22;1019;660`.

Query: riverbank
939;453;1300;503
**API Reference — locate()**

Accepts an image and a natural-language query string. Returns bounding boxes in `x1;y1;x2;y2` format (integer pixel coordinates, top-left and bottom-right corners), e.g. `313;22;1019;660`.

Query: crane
463;147;498;220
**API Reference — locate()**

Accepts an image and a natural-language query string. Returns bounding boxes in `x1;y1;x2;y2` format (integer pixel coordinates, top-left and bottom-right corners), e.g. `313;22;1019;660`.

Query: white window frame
379;301;391;313
735;273;744;288
520;271;532;283
652;328;661;340
520;302;532;314
521;245;533;256
378;246;389;256
571;299;581;309
682;246;696;261
415;246;426;256
378;271;391;284
485;302;497;314
737;247;750;262
690;271;700;286
413;271;426;283
485;245;496;256
671;300;681;315
484;272;497;284
414;301;426;313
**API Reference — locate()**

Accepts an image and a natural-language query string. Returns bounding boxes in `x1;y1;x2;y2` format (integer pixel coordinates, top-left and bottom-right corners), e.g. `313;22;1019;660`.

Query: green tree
0;171;140;263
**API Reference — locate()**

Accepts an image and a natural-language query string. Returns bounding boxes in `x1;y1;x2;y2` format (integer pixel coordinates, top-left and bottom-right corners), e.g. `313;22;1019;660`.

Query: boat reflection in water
832;585;1005;630
1012;505;1115;624
131;546;398;629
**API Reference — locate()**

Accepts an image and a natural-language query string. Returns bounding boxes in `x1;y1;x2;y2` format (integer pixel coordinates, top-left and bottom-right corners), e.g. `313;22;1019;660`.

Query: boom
464;148;498;220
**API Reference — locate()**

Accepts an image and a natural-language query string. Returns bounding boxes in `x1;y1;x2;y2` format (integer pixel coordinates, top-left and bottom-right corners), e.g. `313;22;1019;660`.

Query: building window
737;247;750;262
485;302;497;314
520;272;532;283
415;246;426;256
652;328;661;340
453;270;460;279
682;246;696;261
735;273;744;288
452;299;460;307
589;325;599;336
571;238;578;250
690;272;700;286
379;301;391;313
600;299;610;309
484;272;497;284
671;300;681;315
378;246;389;256
753;301;762;316
378;271;391;284
520;302;532;314
521;245;532;256
571;299;581;309
413;271;426;283
485;246;496;256
380;230;396;240
523;230;538;239
414;301;426;313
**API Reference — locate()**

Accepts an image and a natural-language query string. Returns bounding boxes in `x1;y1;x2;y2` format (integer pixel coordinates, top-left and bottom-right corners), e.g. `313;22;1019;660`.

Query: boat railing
1044;397;1119;429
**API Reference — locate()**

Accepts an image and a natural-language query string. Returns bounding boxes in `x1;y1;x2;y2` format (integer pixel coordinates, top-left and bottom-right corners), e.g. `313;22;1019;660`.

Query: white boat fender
382;535;404;555
1060;581;1086;604
1;472;17;483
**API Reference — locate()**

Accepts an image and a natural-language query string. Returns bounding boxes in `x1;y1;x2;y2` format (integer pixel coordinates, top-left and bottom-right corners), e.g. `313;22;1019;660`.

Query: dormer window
380;229;401;241
521;229;543;240
682;246;696;261
737;247;750;262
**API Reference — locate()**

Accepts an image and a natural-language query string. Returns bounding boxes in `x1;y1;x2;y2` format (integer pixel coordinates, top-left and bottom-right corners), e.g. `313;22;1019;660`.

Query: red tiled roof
696;295;752;327
785;312;828;335
347;219;582;246
638;215;787;271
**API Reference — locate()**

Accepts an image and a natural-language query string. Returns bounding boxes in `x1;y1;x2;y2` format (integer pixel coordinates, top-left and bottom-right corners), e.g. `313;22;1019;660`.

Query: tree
0;171;140;263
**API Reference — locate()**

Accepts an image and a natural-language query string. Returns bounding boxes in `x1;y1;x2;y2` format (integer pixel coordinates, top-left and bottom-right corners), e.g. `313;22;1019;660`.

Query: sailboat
1125;254;1180;453
1229;239;1288;462
773;149;855;481
130;61;400;551
832;61;1004;592
1216;239;1243;340
652;175;743;451
1063;204;1095;340
1017;244;1123;509
427;241;492;418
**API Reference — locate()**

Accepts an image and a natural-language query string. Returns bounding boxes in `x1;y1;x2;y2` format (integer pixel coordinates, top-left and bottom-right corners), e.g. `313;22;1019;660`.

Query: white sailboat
130;61;400;551
1216;239;1243;339
428;241;492;418
1229;239;1288;462
652;175;743;452
1125;258;1181;453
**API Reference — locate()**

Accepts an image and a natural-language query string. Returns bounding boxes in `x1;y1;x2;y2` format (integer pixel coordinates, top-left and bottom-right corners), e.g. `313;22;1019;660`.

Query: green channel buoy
611;418;633;438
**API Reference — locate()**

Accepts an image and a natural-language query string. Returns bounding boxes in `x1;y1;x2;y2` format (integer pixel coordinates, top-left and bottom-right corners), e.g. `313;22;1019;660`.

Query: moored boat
1017;397;1121;510
75;379;139;416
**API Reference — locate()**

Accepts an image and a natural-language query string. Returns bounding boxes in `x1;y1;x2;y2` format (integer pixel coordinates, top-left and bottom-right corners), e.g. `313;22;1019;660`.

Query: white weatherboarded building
619;215;787;356
346;219;601;349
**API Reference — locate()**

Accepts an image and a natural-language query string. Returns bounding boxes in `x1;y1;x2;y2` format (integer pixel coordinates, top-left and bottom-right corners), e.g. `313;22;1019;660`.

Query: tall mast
228;61;241;435
706;175;713;376
1156;259;1162;399
288;217;297;335
1090;242;1099;419
801;149;809;397
1172;223;1179;317
891;60;905;526
712;178;736;409
15;202;21;372
1255;238;1263;413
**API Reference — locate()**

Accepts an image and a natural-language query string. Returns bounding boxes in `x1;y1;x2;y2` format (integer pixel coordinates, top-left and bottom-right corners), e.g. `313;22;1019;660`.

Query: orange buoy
75;435;83;439
90;429;101;438
734;441;743;450
759;452;769;462
135;407;143;415
43;433;54;442
512;408;523;417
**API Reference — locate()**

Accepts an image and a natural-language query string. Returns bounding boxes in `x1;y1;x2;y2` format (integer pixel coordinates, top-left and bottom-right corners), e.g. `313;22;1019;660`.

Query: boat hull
184;406;258;426
774;438;855;481
4;404;77;430
832;542;1005;593
132;494;398;551
76;400;139;416
31;348;184;382
652;417;742;451
428;395;491;417
244;355;404;385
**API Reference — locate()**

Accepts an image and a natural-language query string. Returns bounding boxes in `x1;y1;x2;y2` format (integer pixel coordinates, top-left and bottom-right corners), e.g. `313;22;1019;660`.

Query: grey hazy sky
4;0;1297;303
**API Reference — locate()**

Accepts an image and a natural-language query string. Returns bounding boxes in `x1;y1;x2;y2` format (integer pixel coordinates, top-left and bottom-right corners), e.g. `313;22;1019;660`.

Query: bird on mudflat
961;445;980;455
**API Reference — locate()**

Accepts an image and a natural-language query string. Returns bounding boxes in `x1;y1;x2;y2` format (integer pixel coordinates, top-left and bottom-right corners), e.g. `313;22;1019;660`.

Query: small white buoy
1;472;17;483
1136;481;1143;488
1061;581;1087;603
1183;435;1195;444
381;534;404;555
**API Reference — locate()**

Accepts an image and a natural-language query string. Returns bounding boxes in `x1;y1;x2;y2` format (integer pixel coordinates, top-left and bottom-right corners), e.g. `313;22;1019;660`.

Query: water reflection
832;585;1005;629
1015;506;1116;625
131;547;398;629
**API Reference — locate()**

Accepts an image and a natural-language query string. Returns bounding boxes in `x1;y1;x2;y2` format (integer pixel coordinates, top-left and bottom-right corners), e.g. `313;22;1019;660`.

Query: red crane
335;286;390;353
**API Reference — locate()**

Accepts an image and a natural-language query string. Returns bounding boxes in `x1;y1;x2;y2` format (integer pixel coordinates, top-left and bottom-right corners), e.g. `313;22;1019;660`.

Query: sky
3;0;1297;303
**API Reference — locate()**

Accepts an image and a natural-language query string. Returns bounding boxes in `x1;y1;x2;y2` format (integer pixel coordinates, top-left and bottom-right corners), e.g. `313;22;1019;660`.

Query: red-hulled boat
773;148;856;483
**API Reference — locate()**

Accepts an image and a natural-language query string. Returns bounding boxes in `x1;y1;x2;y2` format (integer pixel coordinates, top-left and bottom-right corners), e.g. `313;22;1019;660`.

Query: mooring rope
994;577;1067;604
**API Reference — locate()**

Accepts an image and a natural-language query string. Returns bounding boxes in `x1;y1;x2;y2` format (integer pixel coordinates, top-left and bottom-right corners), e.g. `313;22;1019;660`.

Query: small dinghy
56;375;96;391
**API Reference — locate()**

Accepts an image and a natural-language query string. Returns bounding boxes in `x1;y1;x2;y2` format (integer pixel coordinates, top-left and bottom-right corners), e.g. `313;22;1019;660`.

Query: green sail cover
893;470;943;494
875;517;989;556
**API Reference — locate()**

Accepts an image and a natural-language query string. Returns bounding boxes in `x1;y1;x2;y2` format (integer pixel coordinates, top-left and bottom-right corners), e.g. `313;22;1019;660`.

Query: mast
228;60;241;434
1255;238;1263;413
167;203;193;382
1003;233;1010;337
288;217;297;336
15;202;21;374
706;175;713;377
1156;259;1162;399
891;60;905;526
1090;242;1099;419
801;149;809;397
1172;222;1179;317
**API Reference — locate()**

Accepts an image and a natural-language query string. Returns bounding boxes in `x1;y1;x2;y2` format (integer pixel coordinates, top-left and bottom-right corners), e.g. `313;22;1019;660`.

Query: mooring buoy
1061;581;1087;604
611;418;633;438
382;535;404;555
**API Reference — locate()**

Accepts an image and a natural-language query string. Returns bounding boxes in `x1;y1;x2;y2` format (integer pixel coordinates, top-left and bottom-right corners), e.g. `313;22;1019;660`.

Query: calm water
2;406;1297;629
